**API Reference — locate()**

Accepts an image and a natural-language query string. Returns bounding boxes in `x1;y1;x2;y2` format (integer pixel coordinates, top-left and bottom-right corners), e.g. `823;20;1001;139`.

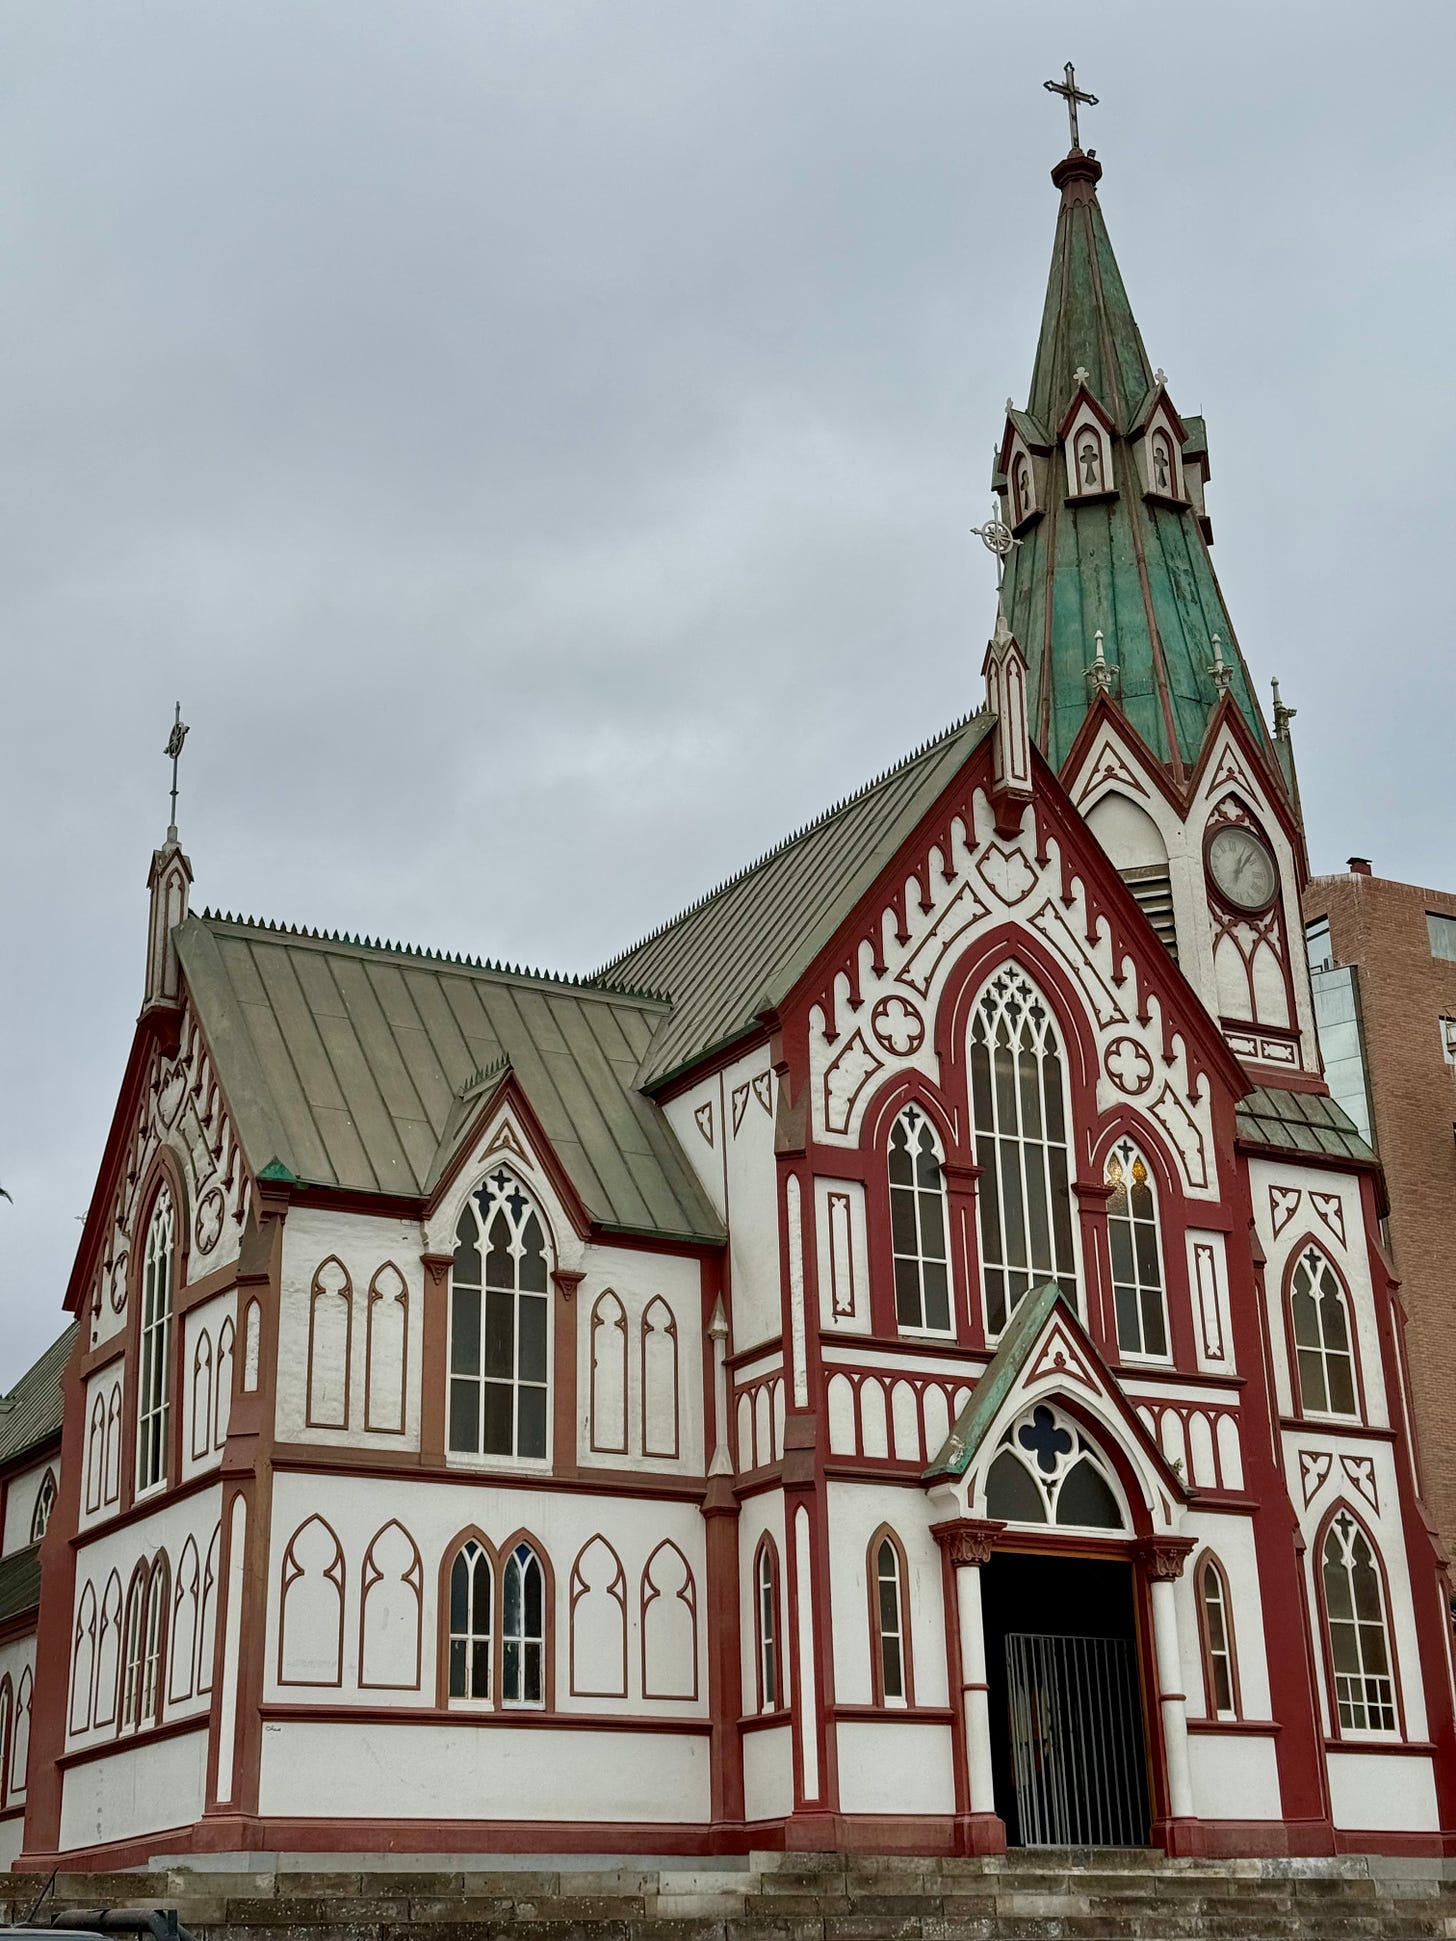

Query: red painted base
20;1811;1456;1873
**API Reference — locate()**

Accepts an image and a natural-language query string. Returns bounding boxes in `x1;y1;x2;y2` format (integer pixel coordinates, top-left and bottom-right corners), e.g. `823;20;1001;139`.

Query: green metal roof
924;1282;1065;1481
175;920;723;1244
1235;1085;1376;1166
0;1545;40;1626
0;1325;73;1468
1001;152;1271;778
596;712;996;1088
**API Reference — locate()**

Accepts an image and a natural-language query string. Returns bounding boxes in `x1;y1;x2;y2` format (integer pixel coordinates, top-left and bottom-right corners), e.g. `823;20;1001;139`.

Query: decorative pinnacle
1207;633;1233;695
1271;677;1297;741
163;702;189;841
1044;62;1098;152
1086;629;1117;693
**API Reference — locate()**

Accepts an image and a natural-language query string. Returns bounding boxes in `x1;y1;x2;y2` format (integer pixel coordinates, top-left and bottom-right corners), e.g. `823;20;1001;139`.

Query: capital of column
1137;1535;1196;1581
933;1517;1006;1569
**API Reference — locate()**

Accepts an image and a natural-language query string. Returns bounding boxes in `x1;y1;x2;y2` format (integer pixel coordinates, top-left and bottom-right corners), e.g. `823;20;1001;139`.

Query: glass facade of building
1306;918;1376;1147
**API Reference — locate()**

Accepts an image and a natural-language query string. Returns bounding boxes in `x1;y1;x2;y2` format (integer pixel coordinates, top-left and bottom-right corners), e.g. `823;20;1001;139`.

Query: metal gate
1004;1631;1149;1846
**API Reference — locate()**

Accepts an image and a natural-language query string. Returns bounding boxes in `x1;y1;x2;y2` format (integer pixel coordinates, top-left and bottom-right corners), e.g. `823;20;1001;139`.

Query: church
9;88;1456;1870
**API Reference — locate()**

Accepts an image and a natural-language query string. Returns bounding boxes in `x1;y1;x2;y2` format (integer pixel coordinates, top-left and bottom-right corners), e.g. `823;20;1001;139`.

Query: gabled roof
0;1325;73;1468
1236;1084;1375;1166
0;1544;40;1625
175;919;722;1244
594;712;996;1088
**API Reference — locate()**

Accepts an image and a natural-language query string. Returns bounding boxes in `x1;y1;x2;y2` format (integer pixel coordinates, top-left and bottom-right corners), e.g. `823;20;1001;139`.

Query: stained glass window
1323;1512;1396;1733
1291;1246;1357;1418
889;1106;952;1332
1106;1139;1168;1357
970;967;1076;1336
449;1170;551;1460
447;1539;492;1700
137;1190;175;1493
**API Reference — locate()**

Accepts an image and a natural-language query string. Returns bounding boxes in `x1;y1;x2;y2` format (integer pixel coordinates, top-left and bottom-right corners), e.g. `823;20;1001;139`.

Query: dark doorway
982;1552;1150;1847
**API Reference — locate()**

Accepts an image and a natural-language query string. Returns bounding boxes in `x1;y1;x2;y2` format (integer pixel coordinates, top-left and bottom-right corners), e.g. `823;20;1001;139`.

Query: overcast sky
1;1;1452;1386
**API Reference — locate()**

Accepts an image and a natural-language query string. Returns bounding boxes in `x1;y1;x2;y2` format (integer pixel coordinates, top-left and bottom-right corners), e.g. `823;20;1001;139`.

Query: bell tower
991;74;1319;1082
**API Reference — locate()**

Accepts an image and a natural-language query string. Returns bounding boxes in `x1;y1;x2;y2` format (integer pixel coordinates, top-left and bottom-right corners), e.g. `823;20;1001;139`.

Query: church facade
14;133;1456;1871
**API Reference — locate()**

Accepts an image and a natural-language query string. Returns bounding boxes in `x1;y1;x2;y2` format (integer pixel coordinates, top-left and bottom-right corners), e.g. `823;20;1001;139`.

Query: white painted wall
1327;1751;1438;1832
742;1722;793;1824
1173;1512;1273;1722
59;1724;208;1851
263;1469;708;1716
826;1481;949;1711
1187;1732;1281;1820
259;1718;711;1823
2;1457;58;1555
574;1244;705;1478
836;1720;955;1815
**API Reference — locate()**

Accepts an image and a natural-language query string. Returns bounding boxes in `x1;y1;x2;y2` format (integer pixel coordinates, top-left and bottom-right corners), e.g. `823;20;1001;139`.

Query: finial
1043;62;1098;151
1207;633;1233;695
1153;368;1167;390
164;702;190;841
1005;397;1015;416
1086;629;1117;693
972;497;1022;601
1271;676;1297;741
1072;366;1091;391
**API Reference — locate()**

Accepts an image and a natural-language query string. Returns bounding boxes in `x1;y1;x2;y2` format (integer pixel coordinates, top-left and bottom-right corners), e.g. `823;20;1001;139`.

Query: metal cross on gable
163;701;189;836
1044;62;1098;152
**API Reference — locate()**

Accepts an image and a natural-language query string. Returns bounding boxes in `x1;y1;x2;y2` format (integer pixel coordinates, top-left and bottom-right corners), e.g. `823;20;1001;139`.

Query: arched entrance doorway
979;1401;1151;1847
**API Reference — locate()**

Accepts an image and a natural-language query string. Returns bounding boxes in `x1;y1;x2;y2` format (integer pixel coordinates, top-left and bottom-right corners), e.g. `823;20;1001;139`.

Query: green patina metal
923;1281;1068;1481
1000;153;1271;777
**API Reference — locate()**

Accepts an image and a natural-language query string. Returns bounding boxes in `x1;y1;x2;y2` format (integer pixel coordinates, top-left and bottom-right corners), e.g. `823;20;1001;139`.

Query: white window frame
1105;1137;1171;1362
136;1191;176;1496
447;1169;552;1467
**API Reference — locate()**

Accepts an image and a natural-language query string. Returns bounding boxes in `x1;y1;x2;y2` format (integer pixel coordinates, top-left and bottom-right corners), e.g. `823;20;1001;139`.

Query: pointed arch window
1291;1246;1358;1419
984;1404;1125;1530
30;1468;57;1543
1105;1139;1168;1358
137;1188;176;1492
449;1169;551;1461
502;1542;546;1706
754;1537;782;1714
1322;1511;1396;1733
1196;1554;1240;1720
970;966;1076;1336
447;1538;493;1701
889;1105;952;1333
869;1530;912;1707
121;1555;168;1734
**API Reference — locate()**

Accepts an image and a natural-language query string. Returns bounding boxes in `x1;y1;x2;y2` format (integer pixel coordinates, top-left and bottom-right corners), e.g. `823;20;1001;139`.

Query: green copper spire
997;148;1274;785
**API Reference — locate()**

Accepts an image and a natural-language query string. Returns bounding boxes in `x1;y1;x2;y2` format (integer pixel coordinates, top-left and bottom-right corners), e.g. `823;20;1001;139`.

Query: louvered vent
1122;866;1178;961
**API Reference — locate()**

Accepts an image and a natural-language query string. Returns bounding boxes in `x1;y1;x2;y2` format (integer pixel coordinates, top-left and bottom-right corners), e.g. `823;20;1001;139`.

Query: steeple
143;705;193;1011
995;135;1277;789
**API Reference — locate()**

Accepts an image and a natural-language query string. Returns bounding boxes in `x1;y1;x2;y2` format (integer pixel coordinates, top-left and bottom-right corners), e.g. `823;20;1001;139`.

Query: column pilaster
933;1517;1007;1854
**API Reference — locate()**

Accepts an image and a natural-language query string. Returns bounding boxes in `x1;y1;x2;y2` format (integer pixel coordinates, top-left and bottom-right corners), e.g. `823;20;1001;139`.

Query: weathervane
1044;62;1098;152
164;701;189;837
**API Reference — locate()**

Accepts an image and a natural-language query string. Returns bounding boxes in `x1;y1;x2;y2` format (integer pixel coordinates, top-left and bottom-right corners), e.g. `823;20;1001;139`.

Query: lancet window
30;1469;57;1543
447;1539;492;1701
1291;1246;1358;1419
137;1189;176;1493
449;1170;551;1461
121;1555;168;1734
1105;1139;1168;1358
754;1538;782;1713
502;1542;546;1706
1322;1511;1396;1733
870;1531;911;1706
969;966;1076;1336
888;1105;952;1333
1196;1554;1239;1720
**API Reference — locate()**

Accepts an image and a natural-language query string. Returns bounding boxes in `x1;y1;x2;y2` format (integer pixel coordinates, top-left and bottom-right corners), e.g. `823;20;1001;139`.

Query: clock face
1207;824;1278;912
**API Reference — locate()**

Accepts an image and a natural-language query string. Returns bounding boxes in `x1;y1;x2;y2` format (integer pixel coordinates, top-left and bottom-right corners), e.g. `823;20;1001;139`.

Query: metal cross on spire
1044;62;1098;151
164;701;189;838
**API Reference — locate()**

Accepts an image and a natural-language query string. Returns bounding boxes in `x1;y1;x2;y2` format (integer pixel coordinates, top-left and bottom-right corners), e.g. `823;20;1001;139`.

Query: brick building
1304;863;1456;1543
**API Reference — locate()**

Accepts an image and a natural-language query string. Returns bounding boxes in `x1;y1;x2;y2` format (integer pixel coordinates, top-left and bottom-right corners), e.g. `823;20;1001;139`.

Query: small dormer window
1151;429;1173;495
1012;451;1034;524
1062;395;1115;500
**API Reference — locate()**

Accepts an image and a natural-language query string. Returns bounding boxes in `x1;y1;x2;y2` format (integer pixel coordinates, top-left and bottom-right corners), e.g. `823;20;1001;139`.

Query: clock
1207;824;1278;912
